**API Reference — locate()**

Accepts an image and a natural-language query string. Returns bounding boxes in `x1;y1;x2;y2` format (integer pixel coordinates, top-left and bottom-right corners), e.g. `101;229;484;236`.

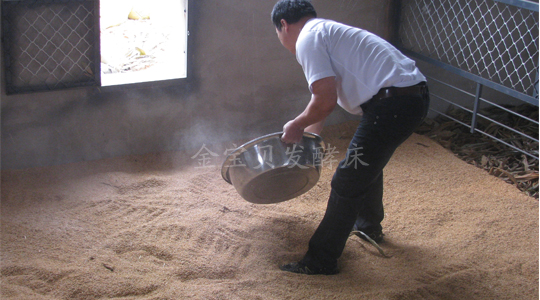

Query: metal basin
221;132;326;204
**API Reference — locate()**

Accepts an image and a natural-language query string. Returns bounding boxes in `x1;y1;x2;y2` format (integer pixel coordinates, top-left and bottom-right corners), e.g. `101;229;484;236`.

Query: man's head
271;0;317;31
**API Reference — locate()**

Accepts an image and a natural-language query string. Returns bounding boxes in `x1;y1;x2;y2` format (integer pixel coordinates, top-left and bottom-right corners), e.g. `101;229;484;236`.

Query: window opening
99;0;188;86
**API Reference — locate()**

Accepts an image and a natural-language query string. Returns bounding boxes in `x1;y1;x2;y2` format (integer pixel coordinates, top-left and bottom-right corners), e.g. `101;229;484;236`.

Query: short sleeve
296;30;336;91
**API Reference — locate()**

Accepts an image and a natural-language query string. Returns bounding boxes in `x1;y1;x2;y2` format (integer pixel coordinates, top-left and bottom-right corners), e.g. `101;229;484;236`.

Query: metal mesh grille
2;0;97;94
399;0;538;97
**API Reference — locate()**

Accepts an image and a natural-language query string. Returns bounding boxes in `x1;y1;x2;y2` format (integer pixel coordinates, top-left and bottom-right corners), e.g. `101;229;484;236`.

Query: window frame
1;0;193;95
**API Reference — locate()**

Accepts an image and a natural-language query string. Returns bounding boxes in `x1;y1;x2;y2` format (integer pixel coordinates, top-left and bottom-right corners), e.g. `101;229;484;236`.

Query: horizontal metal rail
493;0;540;11
426;76;539;160
429;107;539;160
430;93;539;142
401;48;539;106
428;76;540;125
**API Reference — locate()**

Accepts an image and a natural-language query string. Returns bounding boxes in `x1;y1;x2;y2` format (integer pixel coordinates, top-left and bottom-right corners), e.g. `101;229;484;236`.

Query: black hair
271;0;317;31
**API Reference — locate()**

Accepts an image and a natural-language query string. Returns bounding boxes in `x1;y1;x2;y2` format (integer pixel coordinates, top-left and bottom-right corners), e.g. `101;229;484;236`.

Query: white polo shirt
296;18;426;115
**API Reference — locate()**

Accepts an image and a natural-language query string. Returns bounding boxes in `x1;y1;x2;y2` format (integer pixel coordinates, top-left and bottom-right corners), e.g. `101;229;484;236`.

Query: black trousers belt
372;81;428;101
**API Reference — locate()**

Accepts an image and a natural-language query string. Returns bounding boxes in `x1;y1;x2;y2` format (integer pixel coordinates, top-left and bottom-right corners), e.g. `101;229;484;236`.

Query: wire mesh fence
398;0;538;157
398;0;539;195
2;0;98;94
399;0;538;99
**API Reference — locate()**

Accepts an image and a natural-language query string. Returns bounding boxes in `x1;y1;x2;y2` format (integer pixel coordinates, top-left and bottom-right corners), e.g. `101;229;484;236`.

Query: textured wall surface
1;0;393;169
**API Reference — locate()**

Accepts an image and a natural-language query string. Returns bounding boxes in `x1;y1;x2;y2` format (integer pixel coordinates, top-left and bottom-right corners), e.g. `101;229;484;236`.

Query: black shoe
279;262;339;275
352;229;385;243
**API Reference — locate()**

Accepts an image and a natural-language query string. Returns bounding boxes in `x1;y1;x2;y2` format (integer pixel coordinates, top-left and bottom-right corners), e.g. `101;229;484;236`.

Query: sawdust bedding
1;120;538;299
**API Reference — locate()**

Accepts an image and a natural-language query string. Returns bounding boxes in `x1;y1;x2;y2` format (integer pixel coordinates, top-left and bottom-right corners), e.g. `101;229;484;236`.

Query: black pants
301;87;430;269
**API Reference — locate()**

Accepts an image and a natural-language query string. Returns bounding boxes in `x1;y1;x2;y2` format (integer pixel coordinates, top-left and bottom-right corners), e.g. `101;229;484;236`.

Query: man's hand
281;120;304;144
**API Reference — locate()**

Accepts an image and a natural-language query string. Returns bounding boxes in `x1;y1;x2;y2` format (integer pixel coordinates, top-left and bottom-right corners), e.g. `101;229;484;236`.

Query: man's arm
281;76;338;143
304;119;325;135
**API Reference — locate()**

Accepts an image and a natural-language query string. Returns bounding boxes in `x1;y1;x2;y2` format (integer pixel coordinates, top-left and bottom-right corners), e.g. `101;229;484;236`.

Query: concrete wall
1;0;393;170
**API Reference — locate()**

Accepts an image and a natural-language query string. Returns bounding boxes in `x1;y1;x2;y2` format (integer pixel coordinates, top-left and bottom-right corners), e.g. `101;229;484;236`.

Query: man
271;0;430;275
